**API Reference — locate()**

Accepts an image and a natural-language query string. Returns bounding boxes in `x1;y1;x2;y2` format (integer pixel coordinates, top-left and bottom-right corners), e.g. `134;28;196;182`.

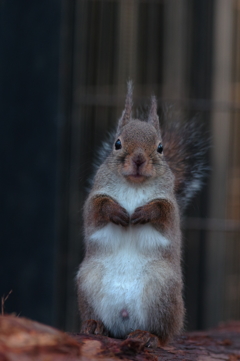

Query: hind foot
81;319;108;336
127;329;162;348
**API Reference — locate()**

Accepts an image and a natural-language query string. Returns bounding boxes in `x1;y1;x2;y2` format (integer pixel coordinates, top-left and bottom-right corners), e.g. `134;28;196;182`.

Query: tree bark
0;315;240;360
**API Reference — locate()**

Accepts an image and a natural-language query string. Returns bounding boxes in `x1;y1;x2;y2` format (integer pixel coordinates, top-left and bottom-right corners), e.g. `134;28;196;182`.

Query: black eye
157;143;163;154
115;139;122;150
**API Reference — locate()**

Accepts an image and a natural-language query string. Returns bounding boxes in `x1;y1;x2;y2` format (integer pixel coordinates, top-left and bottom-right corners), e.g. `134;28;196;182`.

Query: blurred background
1;0;240;333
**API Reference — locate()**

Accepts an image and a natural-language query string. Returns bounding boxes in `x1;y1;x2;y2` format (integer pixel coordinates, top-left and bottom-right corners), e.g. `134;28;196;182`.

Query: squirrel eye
157;143;163;154
115;139;122;150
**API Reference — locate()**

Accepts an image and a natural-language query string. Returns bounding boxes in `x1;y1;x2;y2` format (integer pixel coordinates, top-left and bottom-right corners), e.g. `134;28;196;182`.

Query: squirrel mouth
127;173;147;183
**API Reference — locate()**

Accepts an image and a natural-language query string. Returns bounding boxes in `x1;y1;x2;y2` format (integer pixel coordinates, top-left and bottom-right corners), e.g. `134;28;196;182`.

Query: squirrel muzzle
122;149;154;183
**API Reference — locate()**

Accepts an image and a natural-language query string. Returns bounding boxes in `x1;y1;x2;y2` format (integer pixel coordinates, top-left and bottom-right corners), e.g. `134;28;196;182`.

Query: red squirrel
76;82;208;347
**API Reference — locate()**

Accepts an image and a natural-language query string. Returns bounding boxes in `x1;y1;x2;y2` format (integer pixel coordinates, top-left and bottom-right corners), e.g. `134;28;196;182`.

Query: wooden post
204;0;233;328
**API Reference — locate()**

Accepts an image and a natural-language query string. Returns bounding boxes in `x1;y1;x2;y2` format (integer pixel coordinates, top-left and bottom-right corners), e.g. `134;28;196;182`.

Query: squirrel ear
117;81;133;132
148;96;161;135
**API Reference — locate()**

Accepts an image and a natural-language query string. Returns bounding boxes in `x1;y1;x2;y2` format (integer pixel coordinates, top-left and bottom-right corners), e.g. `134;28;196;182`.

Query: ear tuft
117;81;133;132
148;96;161;135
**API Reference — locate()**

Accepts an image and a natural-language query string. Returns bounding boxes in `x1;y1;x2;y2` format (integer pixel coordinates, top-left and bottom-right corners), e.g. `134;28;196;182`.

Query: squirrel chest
90;183;170;249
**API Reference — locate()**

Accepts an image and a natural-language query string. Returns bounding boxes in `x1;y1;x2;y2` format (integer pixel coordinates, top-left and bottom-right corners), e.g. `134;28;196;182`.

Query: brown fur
90;195;130;227
131;199;173;228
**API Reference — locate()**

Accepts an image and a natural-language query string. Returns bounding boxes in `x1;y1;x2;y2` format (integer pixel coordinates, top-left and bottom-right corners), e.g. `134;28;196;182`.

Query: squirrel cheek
145;162;155;175
121;158;133;175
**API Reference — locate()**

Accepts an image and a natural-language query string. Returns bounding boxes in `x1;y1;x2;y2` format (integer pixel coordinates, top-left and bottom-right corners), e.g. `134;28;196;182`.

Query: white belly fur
82;183;170;337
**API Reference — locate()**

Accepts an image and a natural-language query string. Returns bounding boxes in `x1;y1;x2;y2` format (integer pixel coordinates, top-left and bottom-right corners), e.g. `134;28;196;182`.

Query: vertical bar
54;0;77;330
204;0;233;328
162;0;188;100
117;0;139;87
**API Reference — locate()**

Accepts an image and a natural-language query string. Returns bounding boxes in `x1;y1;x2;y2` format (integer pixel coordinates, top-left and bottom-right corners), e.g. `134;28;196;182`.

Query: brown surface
0;315;240;360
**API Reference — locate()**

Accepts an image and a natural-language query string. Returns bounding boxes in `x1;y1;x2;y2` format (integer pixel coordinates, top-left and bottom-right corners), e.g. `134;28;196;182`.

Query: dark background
0;1;61;324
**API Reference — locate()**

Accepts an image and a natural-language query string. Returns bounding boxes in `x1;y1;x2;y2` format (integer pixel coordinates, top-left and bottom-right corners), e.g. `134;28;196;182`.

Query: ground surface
0;315;240;360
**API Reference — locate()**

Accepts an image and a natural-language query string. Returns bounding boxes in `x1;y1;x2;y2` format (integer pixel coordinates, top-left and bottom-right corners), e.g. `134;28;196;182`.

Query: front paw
81;319;108;336
131;205;151;225
131;200;171;226
109;205;130;227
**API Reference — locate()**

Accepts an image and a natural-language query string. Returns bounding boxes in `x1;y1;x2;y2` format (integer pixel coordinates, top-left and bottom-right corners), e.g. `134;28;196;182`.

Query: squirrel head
107;82;169;185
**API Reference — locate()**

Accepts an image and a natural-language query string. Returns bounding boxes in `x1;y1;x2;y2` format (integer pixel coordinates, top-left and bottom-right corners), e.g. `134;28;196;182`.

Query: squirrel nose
133;155;146;168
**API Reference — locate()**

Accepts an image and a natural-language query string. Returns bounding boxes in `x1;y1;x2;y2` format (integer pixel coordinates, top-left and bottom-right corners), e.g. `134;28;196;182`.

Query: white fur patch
96;249;148;336
109;181;162;214
90;223;169;251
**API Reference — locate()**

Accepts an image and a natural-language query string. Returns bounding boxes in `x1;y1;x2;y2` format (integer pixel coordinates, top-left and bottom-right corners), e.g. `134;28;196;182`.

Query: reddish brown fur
131;199;173;229
90;195;130;227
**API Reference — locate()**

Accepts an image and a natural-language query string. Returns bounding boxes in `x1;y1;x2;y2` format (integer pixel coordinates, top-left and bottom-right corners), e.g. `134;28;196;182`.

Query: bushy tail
161;116;209;210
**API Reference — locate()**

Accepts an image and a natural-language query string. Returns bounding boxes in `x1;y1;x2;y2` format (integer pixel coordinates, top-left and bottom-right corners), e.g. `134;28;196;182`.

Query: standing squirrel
76;82;208;347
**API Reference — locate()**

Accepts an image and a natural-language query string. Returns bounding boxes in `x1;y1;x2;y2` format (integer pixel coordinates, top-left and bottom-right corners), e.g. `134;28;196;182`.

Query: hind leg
77;277;109;336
